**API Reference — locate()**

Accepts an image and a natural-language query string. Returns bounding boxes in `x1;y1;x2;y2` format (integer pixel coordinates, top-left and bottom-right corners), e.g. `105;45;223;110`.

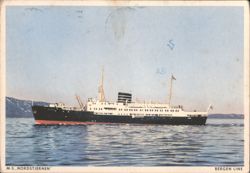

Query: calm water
6;118;244;166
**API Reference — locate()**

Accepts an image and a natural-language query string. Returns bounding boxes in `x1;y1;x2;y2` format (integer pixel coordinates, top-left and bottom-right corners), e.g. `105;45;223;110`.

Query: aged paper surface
0;1;249;173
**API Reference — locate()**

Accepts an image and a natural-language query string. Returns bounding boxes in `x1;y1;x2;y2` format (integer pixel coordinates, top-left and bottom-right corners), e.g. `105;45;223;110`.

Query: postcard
0;1;249;173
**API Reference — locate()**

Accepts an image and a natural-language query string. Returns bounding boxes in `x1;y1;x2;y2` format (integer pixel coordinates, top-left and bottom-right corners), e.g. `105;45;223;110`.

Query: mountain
208;114;244;119
6;97;49;118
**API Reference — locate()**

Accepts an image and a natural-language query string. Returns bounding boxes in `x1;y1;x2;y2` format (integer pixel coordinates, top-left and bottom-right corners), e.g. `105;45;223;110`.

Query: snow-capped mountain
6;97;49;118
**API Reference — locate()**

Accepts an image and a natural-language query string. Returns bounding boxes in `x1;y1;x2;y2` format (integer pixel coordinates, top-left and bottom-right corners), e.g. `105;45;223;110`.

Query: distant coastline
5;97;244;119
208;114;244;119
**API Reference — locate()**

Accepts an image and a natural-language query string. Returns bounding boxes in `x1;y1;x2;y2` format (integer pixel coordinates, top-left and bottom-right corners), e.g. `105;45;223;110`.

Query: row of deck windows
92;112;174;116
90;107;179;112
91;102;118;105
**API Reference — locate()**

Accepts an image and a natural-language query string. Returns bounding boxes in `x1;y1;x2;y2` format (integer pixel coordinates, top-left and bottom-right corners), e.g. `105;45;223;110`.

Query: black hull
32;106;207;125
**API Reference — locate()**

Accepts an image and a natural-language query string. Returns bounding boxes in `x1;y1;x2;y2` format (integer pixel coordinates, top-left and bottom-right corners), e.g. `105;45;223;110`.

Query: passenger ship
32;69;211;125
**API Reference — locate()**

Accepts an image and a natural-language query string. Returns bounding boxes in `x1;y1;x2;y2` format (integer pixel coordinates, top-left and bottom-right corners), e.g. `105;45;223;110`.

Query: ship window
134;109;137;111
104;107;116;110
175;110;178;112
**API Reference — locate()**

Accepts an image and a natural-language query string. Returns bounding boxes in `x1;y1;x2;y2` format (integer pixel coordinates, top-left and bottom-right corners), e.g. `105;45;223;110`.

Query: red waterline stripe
35;120;113;125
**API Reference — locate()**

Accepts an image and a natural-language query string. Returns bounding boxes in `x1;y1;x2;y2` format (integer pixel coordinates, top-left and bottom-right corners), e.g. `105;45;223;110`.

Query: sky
6;6;244;114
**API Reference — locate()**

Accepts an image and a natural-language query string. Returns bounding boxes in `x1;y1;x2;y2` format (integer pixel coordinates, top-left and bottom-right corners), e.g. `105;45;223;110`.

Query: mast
98;67;105;102
168;74;176;105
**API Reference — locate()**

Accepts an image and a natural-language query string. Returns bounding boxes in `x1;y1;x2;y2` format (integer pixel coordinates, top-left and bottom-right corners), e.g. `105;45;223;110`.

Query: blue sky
6;6;244;114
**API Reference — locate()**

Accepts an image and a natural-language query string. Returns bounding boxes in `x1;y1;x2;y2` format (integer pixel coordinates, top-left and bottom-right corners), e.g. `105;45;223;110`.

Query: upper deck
86;98;207;117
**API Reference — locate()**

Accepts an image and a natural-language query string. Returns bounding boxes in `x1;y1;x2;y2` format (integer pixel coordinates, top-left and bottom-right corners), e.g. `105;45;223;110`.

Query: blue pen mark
167;39;175;50
156;67;166;75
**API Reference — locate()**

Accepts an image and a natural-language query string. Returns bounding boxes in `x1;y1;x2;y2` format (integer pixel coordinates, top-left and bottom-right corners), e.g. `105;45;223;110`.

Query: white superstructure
85;69;210;118
86;99;208;118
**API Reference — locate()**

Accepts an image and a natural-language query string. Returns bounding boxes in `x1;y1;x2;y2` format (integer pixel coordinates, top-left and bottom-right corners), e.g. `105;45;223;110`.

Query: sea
6;118;244;166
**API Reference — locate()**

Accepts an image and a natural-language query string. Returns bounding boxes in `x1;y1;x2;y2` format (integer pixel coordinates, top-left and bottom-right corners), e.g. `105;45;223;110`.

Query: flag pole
168;74;176;106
